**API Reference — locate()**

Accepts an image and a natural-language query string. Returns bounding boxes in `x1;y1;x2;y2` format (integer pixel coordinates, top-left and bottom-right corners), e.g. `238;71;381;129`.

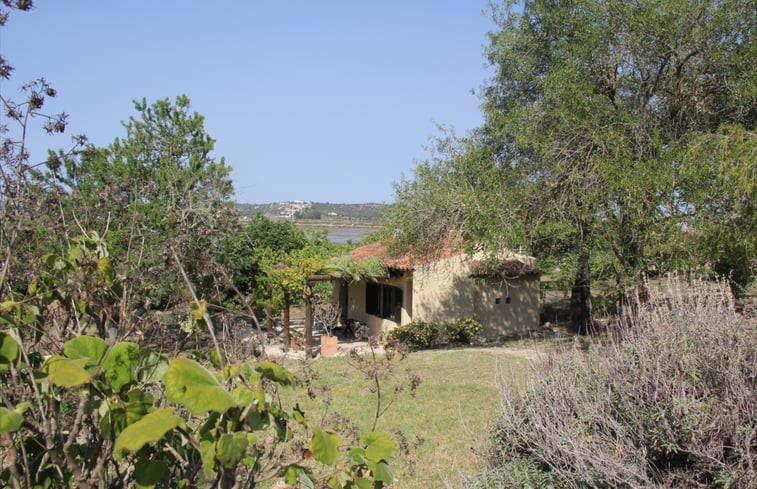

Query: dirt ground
248;319;556;363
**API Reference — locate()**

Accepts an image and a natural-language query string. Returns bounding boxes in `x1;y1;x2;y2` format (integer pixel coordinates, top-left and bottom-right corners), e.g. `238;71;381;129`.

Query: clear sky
2;1;495;204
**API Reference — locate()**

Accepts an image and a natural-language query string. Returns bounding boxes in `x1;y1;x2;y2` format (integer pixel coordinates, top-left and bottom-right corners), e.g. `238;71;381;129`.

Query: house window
366;282;380;316
365;283;403;321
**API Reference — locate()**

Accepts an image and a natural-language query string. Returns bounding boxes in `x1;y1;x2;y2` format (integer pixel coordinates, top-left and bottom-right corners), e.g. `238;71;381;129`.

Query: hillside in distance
236;201;387;224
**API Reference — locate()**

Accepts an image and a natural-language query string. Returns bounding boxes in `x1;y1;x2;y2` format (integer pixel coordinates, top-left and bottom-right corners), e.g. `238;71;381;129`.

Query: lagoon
325;227;377;244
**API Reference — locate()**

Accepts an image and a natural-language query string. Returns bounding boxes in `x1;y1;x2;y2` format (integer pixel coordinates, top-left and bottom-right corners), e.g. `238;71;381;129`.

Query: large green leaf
164;358;234;414
362;432;396;462
216;432;248;468
134;458;166;489
113;408;184;460
255;361;295;387
103;342;140;391
310;427;341;466
63;335;108;363
45;356;92;387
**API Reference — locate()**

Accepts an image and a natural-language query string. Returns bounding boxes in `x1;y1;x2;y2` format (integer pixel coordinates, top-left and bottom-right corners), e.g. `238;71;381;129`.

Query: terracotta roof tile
350;242;463;271
352;242;540;278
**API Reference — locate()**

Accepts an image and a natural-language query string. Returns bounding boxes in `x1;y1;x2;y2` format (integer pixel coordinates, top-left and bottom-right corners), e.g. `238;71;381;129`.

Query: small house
333;242;541;338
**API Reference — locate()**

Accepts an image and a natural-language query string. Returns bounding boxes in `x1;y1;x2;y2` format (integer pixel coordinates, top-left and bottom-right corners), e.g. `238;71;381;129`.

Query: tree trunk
570;225;593;334
304;286;313;358
265;284;274;339
282;292;290;351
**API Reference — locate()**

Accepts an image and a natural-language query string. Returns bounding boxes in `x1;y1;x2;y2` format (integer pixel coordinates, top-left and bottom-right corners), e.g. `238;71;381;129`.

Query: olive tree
384;0;755;331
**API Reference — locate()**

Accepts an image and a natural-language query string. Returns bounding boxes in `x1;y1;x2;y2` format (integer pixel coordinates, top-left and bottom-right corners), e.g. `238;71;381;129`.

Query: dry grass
479;275;757;489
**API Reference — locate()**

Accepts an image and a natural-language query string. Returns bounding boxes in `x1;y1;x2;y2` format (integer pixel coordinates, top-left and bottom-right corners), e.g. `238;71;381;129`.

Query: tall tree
383;0;755;331
59;95;235;307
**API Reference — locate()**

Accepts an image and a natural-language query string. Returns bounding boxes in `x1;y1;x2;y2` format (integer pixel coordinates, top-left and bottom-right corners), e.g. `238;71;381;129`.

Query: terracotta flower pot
320;335;338;357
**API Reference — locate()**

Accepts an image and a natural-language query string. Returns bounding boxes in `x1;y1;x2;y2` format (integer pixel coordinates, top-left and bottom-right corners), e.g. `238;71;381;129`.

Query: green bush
444;317;483;344
385;321;440;351
0;237;398;489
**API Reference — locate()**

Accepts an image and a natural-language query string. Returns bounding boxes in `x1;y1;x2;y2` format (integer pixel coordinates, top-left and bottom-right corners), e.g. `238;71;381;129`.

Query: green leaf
0;312;17;327
216;432;248;468
209;348;226;369
310;427;341;466
134;458;166;489
0;331;18;361
348;446;366;464
189;299;206;320
97;256;112;278
102;342;140;391
362;432;396;462
138;349;169;383
113;408;184;460
353;478;373;489
240;363;258;383
283;464;310;485
100;390;153;438
366;460;393;484
232;386;255;407
200;439;216;476
45;356;92;387
245;409;270;431
63;336;108;364
255;361;295;387
0;407;23;434
292;403;306;424
164;358;234;414
0;332;18;373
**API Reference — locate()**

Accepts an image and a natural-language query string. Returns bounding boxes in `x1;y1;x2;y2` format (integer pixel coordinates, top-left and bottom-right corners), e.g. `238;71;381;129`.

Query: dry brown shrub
486;275;756;489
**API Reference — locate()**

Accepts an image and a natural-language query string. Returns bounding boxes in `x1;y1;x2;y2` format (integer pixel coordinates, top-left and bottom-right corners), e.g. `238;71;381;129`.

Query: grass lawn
282;347;533;489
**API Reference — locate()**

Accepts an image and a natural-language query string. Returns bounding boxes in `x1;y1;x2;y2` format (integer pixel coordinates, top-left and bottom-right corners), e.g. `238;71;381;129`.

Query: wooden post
303;275;333;358
304;284;313;357
282;292;291;351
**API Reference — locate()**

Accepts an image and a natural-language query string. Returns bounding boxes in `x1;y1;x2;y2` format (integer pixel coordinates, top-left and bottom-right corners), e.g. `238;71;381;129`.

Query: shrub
385;321;440;351
0;238;399;489
474;276;757;489
445;317;483;344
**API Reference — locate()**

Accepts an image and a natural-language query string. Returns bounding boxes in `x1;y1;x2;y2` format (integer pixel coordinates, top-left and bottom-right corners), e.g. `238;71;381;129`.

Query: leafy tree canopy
58;95;235;306
382;0;755;330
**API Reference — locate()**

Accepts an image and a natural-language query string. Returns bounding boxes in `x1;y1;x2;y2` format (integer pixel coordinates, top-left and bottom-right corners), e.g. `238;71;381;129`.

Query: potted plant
313;295;341;357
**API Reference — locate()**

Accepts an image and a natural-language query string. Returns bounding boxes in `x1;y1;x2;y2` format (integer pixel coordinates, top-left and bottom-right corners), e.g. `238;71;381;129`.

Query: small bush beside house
385;321;440;351
386;317;485;351
444;317;483;344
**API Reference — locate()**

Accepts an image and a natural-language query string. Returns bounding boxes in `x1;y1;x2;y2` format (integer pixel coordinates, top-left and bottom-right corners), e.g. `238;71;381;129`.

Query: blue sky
2;1;495;204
